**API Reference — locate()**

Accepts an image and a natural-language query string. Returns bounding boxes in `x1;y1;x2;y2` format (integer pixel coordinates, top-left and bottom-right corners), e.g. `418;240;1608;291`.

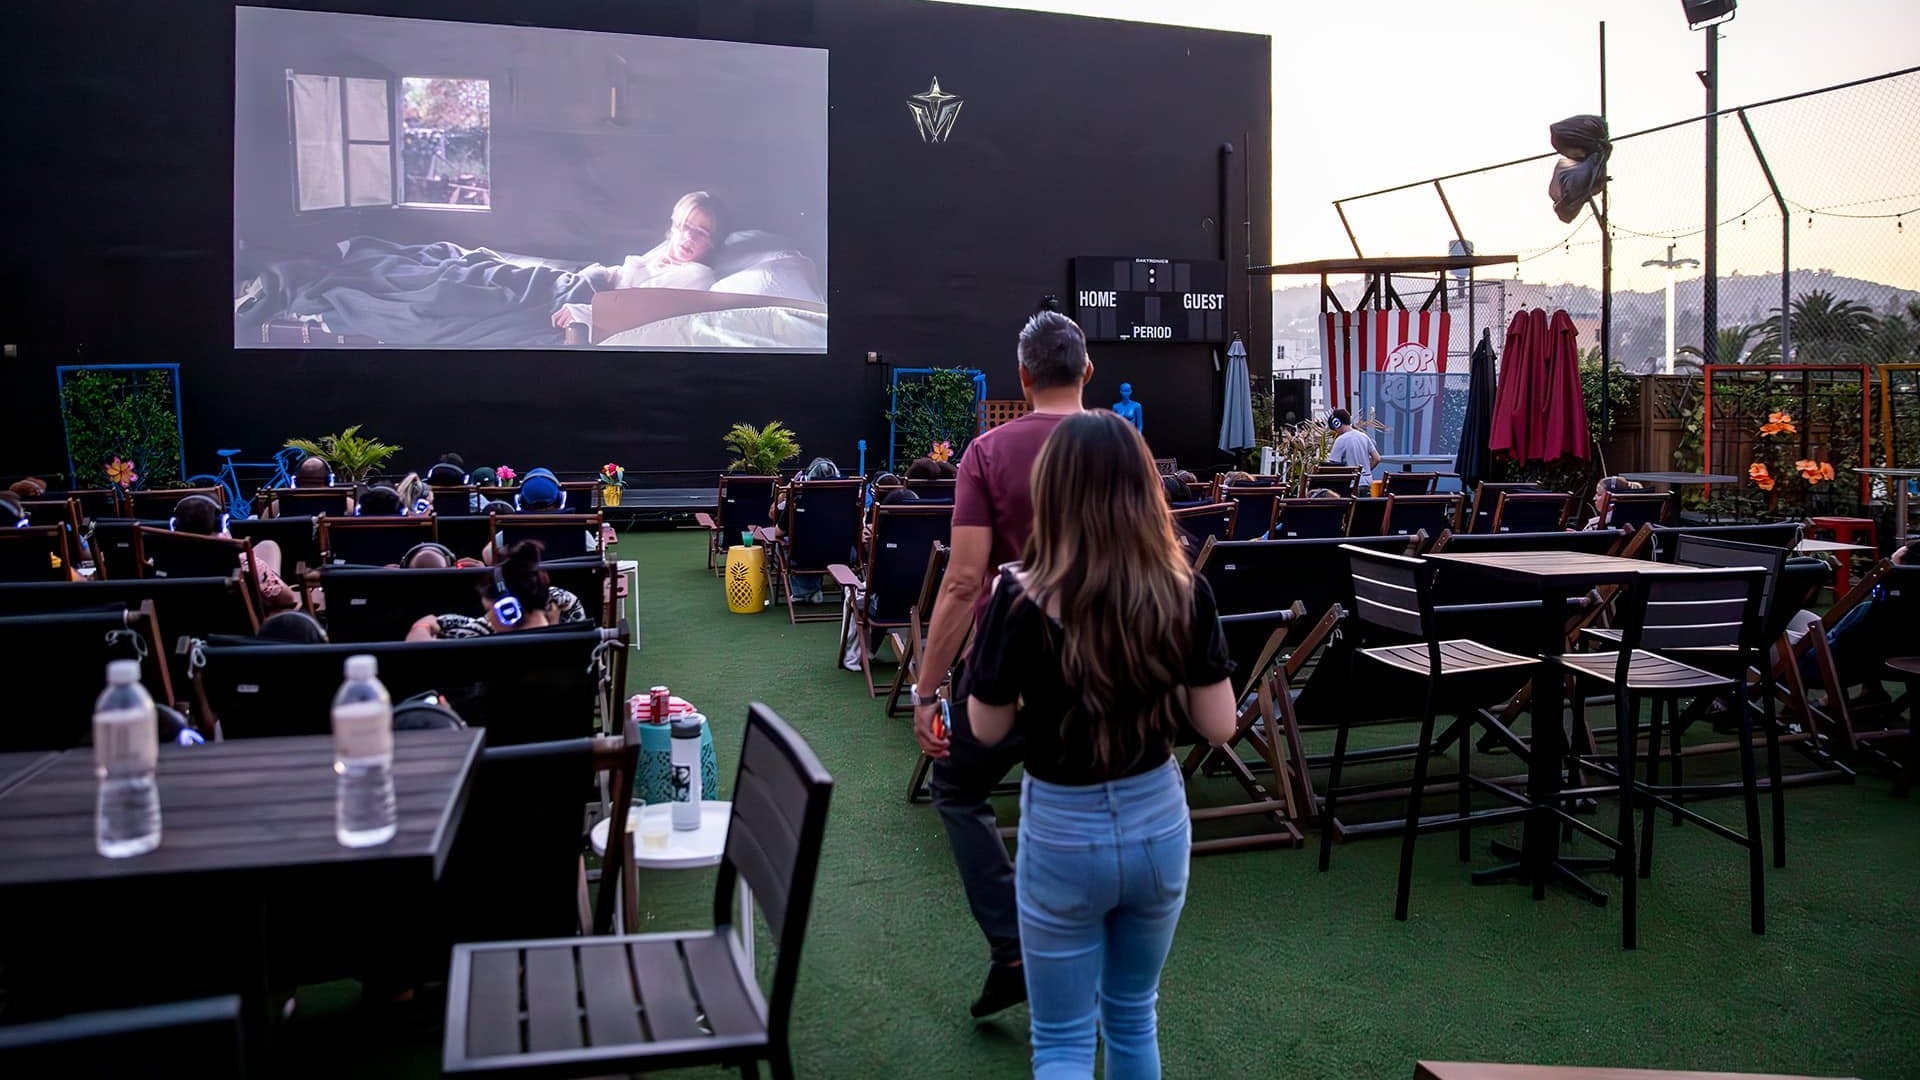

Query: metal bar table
1854;466;1920;544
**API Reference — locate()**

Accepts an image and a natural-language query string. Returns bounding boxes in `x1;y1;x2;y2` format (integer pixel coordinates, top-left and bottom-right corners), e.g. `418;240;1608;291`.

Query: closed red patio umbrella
1489;308;1590;465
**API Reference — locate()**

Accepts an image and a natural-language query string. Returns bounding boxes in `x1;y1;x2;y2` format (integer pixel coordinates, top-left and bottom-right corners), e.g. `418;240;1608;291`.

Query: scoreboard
1071;257;1229;343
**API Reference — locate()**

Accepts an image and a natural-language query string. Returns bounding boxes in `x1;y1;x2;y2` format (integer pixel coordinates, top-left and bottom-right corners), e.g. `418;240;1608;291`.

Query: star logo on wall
907;77;964;144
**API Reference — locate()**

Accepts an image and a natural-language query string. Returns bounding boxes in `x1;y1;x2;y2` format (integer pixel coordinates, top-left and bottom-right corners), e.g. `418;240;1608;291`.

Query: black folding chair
0;575;257;700
319;517;438;567
1464;481;1540;534
0;604;172;750
129;486;224;518
1491;491;1574;533
1171;502;1238;554
1381;495;1462;545
1382;471;1437;496
442;704;833;1080
696;474;778;573
1324;546;1538;921
267;486;354;517
229;515;322;577
1302;471;1360;498
1222;484;1284;541
1648;522;1802;562
765;478;865;624
432;485;478;517
0;525;73;582
1346;497;1389;537
829;504;953;696
1602;491;1671;530
495;513;605;561
1270;498;1353;539
1556;566;1768;949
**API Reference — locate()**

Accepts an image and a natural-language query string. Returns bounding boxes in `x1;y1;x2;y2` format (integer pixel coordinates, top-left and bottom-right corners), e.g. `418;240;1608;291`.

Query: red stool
1806;515;1878;595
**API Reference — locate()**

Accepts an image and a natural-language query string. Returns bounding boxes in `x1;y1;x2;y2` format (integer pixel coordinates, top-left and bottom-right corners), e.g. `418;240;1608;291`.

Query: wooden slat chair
828;504;954;696
1601;490;1672;530
1463;481;1540;534
265;486;355;517
1270;498;1353;539
228;515;321;579
135;527;266;620
1382;494;1462;547
1557;566;1769;949
1178;599;1311;852
1171;502;1238;554
1382;471;1438;495
1221;484;1285;541
430;485;478;517
495;512;606;562
0;995;244;1079
696;474;778;573
1491;491;1574;533
0;525;73;582
1774;562;1919;776
319;516;437;567
1322;546;1538;921
442;704;833;1080
0;603;172;751
19;497;83;555
50;487;122;524
762;478;866;624
129;486;225;519
885;543;950;721
1648;522;1802;563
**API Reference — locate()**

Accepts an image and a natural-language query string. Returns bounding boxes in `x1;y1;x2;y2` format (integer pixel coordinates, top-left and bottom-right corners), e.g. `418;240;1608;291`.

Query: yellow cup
1370;479;1384;498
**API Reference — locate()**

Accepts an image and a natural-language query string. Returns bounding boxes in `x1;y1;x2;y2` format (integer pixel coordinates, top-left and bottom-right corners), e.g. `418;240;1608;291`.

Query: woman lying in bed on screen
551;191;726;330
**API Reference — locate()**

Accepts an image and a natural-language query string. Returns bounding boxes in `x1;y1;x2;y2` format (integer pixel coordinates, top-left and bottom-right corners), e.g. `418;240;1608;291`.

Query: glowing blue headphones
1328;414;1346;430
489;565;524;626
413;497;432;515
168;510;231;534
426;461;469;487
354;486;407;516
514;468;568;512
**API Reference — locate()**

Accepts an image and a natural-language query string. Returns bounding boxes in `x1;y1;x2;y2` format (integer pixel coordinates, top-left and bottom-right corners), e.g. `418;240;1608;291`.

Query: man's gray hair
1018;311;1089;390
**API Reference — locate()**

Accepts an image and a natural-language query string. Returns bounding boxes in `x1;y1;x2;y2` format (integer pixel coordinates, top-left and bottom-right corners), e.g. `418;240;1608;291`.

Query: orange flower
1748;462;1775;491
105;457;139;489
1795;459;1835;484
1758;410;1797;437
929;440;954;464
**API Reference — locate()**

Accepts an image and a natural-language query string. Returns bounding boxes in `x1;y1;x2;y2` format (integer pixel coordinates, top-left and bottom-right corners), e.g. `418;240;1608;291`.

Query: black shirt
967;567;1233;786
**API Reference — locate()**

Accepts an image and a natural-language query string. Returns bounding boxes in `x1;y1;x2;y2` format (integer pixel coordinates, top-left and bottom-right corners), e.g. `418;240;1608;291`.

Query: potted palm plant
724;421;801;476
284;425;402;484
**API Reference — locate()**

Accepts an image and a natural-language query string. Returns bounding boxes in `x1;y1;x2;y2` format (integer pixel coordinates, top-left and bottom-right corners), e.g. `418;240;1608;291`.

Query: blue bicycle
185;446;306;520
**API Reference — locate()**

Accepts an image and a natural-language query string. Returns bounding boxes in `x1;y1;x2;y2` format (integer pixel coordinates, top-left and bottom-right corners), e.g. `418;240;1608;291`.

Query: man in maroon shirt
913;309;1090;1017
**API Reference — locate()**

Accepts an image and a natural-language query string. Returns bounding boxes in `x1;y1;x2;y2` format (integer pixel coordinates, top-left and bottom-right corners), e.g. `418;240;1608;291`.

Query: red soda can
648;686;670;722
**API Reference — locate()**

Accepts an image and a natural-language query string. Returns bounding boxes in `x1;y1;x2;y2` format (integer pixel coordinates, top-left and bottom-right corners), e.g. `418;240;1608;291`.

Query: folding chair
129;486;225;519
696;474;778;573
431;485;478;517
1558;566;1769;948
905;478;957;503
1601;490;1671;530
1270;498;1353;539
0;525;73;582
136;526;251;580
1463;481;1540;534
1221;484;1284;541
1302;471;1360;498
52;488;122;524
495;512;605;561
1382;471;1437;496
1490;491;1573;533
1171;502;1237;552
1776;562;1919;776
442;704;832;1080
1323;546;1537;921
886;543;951;719
829;504;954;696
0;603;173;750
1381;494;1462;546
319;516;437;566
1346;497;1389;537
266;486;355;517
763;478;865;624
229;515;321;578
19;497;83;552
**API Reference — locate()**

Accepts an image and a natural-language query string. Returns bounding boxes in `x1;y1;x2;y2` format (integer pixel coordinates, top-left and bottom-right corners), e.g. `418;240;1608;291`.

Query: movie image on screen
233;7;828;352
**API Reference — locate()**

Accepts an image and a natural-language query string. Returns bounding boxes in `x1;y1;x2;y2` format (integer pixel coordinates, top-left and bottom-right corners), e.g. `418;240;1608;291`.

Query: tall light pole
1643;243;1701;374
1684;1;1736;377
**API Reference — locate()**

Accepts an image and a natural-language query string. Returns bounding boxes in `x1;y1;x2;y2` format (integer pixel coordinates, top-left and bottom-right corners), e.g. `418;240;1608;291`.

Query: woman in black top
967;409;1236;1080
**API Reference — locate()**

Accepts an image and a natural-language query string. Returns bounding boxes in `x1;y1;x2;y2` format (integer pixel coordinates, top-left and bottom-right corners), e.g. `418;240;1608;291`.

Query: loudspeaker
1274;379;1311;426
1680;0;1736;29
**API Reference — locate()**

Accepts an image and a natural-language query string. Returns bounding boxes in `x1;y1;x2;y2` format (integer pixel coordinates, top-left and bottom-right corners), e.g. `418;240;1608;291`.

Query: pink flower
495;465;516;483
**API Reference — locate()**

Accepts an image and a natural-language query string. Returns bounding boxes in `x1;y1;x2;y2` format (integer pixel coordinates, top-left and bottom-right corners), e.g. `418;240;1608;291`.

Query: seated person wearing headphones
405;540;588;640
267;454;353;518
356;484;409;517
397;541;482;570
1;491;77;578
172;493;300;613
481;468;582;565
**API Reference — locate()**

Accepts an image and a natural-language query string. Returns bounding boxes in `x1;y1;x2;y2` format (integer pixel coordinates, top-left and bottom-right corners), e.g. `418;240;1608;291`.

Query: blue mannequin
1112;382;1143;432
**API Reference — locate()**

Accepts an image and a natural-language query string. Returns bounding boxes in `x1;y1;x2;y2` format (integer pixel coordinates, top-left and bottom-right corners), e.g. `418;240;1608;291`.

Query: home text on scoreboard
1070;257;1230;343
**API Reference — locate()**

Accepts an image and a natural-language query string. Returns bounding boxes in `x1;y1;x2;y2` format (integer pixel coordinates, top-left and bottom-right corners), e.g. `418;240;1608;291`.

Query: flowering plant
495;465;516;485
1747;462;1774;492
929;441;953;464
105;457;140;490
1795;458;1836;484
600;462;626;489
1758;410;1797;437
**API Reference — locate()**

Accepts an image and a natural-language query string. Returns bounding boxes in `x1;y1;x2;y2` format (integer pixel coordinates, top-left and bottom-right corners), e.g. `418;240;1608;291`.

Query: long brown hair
1020;409;1194;776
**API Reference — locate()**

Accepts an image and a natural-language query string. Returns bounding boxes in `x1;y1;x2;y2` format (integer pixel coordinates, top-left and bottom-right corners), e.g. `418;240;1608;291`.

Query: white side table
588;800;753;972
615;559;640;648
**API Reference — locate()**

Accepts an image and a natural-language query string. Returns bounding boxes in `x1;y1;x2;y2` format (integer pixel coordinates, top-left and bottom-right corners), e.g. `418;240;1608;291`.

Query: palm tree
1756;289;1879;363
1863;306;1920;366
1676;323;1764;369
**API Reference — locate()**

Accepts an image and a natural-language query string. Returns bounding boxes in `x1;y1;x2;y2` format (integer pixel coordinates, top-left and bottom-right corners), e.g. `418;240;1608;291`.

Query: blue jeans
1017;759;1190;1080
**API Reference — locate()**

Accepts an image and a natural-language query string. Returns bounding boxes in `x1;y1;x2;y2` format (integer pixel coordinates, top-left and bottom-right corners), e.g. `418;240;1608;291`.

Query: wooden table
0;730;483;1061
1618;472;1743;486
1426;552;1690;904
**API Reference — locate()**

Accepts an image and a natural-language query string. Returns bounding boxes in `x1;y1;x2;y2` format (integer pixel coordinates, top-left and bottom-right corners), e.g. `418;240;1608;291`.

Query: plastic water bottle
671;715;704;831
94;659;161;858
332;654;396;848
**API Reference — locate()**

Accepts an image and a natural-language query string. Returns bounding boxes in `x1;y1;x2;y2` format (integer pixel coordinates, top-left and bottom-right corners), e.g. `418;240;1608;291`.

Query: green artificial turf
285;529;1920;1079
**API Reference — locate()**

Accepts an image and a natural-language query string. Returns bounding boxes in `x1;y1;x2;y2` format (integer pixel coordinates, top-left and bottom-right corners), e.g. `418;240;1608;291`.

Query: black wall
0;0;1270;480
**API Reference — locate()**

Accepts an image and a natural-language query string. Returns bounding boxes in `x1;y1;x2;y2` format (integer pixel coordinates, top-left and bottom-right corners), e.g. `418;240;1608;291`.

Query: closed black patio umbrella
1454;328;1497;486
